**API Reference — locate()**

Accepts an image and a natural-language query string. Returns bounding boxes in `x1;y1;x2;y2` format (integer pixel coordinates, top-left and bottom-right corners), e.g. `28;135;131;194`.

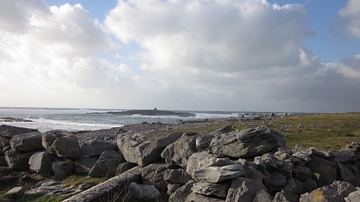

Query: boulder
345;190;360;202
253;189;273;202
0;155;6;166
128;182;161;201
4;186;25;200
5;150;35;170
209;126;285;158
186;151;239;181
79;139;117;156
196;133;216;150
52;160;75;180
161;132;198;168
24;180;76;198
309;147;335;160
334;149;355;165
292;164;312;181
192;182;229;198
164;169;192;184
142;163;173;191
193;164;246;183
307;155;337;187
117;132;182;166
89;150;124;178
42;130;70;152
10;132;43;153
116;162;137;175
300;181;356;202
48;134;82;159
226;177;267;202
0;137;4;155
168;180;195;202
29;151;60;177
0;125;38;138
74;156;98;174
186;192;225;202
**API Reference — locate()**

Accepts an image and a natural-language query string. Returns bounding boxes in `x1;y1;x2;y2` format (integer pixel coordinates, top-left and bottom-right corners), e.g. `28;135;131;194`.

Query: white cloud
338;0;360;38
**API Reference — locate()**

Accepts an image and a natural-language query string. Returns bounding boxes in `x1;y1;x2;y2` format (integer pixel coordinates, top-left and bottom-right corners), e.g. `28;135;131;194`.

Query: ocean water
0;107;271;132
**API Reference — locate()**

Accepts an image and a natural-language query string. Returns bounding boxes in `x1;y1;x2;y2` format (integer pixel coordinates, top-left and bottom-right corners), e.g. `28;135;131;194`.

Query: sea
0;107;283;132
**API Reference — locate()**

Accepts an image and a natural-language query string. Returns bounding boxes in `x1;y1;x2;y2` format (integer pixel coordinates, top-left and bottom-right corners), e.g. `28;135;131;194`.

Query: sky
0;0;359;113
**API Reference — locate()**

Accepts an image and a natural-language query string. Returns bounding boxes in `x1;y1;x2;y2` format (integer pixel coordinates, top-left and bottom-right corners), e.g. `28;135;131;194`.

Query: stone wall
1;124;360;201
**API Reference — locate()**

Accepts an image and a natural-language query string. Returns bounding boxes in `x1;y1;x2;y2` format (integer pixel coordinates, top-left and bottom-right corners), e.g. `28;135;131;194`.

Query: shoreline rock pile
1;123;360;201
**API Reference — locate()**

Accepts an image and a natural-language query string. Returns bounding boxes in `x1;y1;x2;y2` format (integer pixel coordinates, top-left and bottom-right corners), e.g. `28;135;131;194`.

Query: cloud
338;0;360;38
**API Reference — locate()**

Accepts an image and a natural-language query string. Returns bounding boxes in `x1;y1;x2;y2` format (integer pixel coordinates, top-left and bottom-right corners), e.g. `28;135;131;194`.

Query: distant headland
107;108;196;117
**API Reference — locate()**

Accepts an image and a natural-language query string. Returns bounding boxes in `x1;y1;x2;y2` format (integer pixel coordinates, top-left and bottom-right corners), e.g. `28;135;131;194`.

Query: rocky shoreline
1;115;360;201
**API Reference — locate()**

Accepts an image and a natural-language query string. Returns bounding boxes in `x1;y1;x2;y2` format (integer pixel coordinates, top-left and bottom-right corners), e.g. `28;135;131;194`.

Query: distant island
107;108;196;117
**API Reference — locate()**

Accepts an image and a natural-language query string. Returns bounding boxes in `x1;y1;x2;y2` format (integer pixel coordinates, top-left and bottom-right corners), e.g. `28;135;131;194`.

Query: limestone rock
29;151;60;177
253;189;273;202
42;130;71;153
88;150;124;177
334;149;355;165
128;182;160;201
10;132;43;153
210;126;285;158
300;181;356;202
52;160;75;180
142;163;172;191
196;133;216;150
0;125;38;138
74;156;98;174
309;147;335;160
192;182;229;198
161;132;198;168
48;134;82;159
79;139;117;156
186;192;225;202
4;186;25;200
164;169;192;184
116;162;137;175
117;132;182;166
345;190;360;202
193;164;246;183
307;155;337;187
5;150;35;170
226;177;267;202
169;180;195;202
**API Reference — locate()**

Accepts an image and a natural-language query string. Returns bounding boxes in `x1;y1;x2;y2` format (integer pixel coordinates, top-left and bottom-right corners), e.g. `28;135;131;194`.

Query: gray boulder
116;162;137;175
253;189;273;202
4;186;25;200
29;151;60;177
307;155;337;187
309;147;335;160
192;182;229;198
142;163;172;191
186;192;225;202
164;169;192;184
128;182;160;201
117;132;182;166
196;133;216;150
186;151;238;180
0;125;38;138
52;160;75;180
210;126;285;158
5;150;35;170
79;139;117;156
193;164;246;183
169;180;195;202
334;149;355;164
226;177;267;202
88;150;124;178
48;134;82;159
161;132;198;168
74;156;98;174
10;132;43;153
300;181;356;202
42;130;71;152
345;190;360;202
